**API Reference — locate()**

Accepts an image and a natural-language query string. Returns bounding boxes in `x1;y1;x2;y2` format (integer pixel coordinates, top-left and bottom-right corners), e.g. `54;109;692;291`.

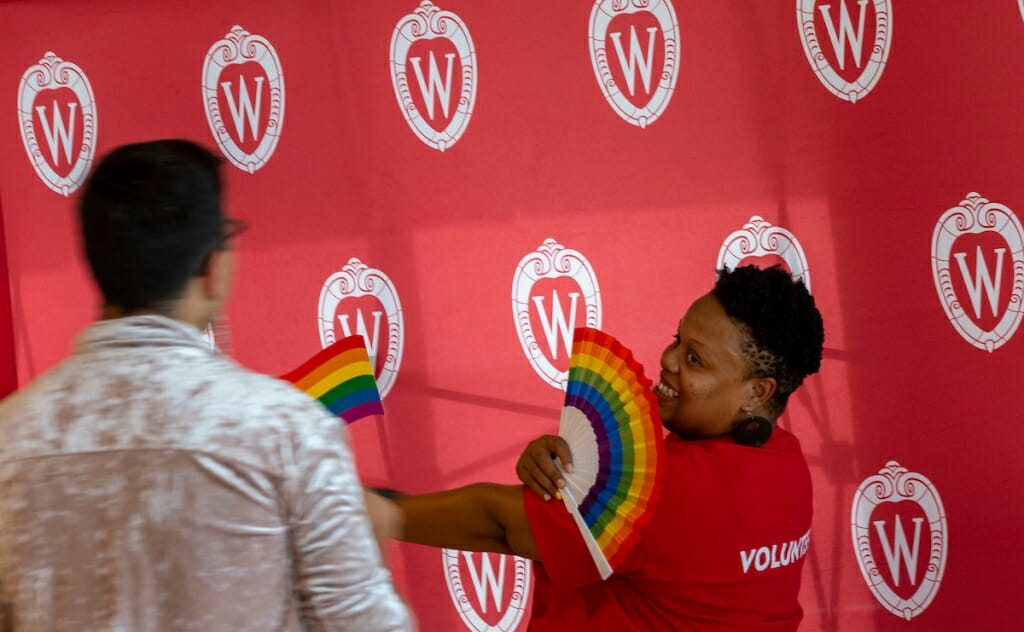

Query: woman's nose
661;346;679;372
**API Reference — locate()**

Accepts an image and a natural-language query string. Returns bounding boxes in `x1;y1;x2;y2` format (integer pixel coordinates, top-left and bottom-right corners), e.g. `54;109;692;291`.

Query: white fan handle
555;459;613;580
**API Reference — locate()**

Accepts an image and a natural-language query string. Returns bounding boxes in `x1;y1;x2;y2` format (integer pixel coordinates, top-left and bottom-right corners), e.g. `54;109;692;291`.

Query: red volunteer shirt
523;428;812;631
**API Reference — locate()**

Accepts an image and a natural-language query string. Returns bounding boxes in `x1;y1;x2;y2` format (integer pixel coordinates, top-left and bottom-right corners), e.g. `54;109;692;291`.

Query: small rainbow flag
280;335;384;423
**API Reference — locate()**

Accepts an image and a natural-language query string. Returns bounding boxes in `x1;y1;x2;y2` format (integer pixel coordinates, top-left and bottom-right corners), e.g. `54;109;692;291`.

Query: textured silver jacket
0;315;411;631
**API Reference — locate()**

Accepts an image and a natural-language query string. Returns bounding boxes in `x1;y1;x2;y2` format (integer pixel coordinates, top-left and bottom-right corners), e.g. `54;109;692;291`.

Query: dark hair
78;140;225;312
712;265;824;417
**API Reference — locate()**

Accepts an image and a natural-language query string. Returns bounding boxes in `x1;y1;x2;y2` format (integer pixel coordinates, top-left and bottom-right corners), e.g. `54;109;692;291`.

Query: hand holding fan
280;335;384;423
556;327;665;579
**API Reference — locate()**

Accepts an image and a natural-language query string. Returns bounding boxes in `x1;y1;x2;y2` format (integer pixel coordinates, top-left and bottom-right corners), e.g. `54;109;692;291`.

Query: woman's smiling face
653;293;761;439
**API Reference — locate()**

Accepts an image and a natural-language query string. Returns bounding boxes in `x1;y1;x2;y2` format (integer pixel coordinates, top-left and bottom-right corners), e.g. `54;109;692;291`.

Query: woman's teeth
654;381;679;398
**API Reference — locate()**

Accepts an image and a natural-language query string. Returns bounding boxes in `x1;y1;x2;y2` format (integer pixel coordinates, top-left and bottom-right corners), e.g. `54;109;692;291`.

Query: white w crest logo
442;549;530;631
512;239;601;390
931;193;1024;353
873;515;924;588
220;76;264;143
532;292;580;361
588;0;680;128
851;461;947;621
954;246;1006;320
35;99;77;167
410;51;455;121
609;25;658;97
818;0;869;70
462;552;505;614
319;258;404;398
797;0;891;103
390;2;477;151
202;26;285;173
337;309;383;367
18;52;97;195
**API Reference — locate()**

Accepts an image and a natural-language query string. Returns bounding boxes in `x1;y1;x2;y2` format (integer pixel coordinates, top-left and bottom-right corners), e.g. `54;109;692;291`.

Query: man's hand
515;435;573;501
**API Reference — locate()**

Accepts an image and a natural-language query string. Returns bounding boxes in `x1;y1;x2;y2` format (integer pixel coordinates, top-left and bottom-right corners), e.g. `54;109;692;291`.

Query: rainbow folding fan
280;335;384;423
556;327;665;579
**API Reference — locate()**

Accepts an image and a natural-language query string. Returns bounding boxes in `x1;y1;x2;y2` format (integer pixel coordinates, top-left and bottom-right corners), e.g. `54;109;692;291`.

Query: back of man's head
78;139;224;313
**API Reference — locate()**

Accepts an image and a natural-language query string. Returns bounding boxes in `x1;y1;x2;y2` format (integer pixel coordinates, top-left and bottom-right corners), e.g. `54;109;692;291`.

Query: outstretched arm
396;483;539;561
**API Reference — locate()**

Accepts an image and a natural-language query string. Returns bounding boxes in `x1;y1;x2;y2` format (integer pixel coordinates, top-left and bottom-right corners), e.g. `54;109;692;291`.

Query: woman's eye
686;351;700;365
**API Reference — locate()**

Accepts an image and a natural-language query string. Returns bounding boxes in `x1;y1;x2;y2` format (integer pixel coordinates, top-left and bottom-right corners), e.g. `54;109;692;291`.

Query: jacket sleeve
284;408;413;631
0;585;9;632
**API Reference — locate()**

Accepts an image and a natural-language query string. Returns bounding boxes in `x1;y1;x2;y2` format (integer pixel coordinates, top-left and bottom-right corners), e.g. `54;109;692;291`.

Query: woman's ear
748;376;777;412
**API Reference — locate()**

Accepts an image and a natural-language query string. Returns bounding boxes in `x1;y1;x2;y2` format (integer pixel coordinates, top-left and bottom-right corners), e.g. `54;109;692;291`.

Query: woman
396;265;824;631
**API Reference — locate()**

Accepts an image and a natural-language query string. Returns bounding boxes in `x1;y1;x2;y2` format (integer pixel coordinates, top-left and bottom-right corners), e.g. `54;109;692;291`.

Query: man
0;140;412;631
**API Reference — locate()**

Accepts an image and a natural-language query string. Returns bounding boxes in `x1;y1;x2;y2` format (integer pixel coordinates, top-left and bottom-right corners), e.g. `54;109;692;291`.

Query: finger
537;435;571;482
526;449;564;499
549;436;574;474
522;458;560;499
530;463;562;499
536;449;566;490
523;437;564;491
516;461;552;501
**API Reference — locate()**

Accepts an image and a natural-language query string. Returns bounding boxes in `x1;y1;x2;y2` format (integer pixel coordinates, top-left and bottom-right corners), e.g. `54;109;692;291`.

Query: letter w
220;76;265;143
873;515;924;587
463;552;505;614
609;25;659;96
410;51;455;121
338;309;383;365
35;100;77;166
818;0;869;70
532;292;580;360
954;246;1007;319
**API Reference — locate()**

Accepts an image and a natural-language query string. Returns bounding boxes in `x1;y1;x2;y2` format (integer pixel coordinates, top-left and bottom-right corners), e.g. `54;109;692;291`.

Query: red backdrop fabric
0;196;15;399
1;1;1022;630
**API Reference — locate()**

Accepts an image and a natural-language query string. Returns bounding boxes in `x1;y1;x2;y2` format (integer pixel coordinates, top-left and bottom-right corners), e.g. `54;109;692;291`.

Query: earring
732;413;773;447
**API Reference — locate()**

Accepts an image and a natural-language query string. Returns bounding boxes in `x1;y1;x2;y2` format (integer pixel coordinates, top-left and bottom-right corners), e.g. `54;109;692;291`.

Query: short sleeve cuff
522;488;602;588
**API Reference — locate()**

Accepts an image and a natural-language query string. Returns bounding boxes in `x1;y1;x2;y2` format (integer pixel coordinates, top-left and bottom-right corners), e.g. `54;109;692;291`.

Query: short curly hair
712;265;824;417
